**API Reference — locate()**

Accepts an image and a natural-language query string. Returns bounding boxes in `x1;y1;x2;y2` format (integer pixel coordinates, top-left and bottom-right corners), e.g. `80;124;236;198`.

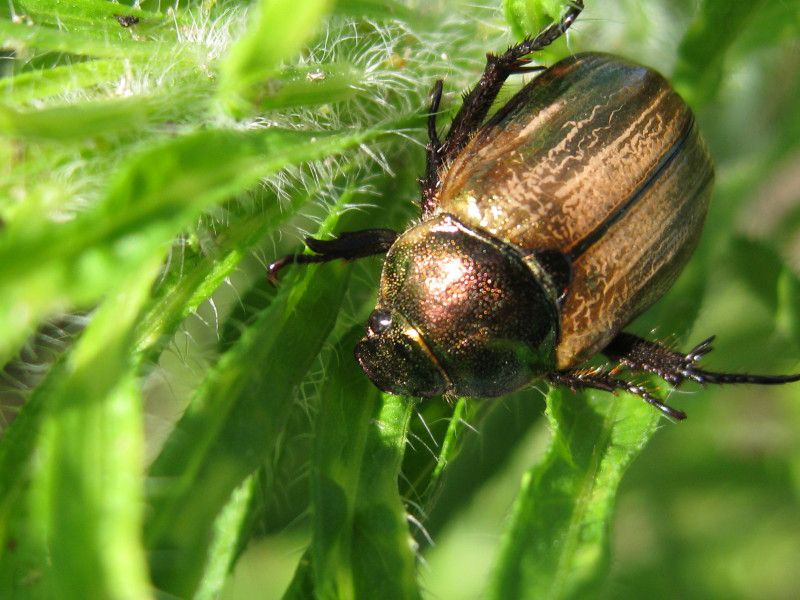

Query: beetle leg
268;228;398;284
604;332;800;388
420;65;544;215
420;80;444;215
438;0;583;173
547;369;687;421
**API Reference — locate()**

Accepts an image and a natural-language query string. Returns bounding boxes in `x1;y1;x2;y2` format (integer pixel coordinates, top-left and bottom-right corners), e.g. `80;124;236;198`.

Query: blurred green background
1;0;799;599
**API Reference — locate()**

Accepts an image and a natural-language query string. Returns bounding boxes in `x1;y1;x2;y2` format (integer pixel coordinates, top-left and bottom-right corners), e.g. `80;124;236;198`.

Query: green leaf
490;389;662;600
776;267;800;349
727;237;785;317
333;0;419;23
0;93;199;140
27;262;159;600
307;327;420;599
218;0;333;114
422;390;545;541
500;0;579;66
256;63;363;111
504;0;572;40
282;550;315;600
14;0;161;25
0;123;398;367
133;167;346;357
697;235;800;371
673;1;765;107
429;398;476;486
0;19;163;59
144;187;362;596
0;59;128;103
194;476;258;600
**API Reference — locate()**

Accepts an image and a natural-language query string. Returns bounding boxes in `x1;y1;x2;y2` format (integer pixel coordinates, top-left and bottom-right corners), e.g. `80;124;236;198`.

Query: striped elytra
437;52;714;370
355;52;713;397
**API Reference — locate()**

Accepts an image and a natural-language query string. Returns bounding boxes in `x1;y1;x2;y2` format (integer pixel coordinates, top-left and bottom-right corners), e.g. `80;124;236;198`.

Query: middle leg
548;368;687;420
420;79;444;215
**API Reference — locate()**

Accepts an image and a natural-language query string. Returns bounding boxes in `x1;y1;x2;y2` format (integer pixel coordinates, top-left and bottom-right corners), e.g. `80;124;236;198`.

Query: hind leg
547;367;687;421
604;332;800;388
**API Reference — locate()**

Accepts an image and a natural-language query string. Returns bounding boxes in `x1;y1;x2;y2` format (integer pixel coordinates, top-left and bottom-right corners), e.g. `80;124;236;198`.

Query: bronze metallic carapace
437;53;714;369
356;213;559;398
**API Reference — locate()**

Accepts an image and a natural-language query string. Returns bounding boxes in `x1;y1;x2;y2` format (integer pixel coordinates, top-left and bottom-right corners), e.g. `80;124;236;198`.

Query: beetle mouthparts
354;333;448;398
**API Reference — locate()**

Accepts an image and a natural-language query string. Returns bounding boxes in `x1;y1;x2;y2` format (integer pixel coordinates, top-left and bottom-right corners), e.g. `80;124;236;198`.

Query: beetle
269;0;800;420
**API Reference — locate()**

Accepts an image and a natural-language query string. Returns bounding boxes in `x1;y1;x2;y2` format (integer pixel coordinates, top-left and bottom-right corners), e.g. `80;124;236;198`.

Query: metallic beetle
270;1;800;420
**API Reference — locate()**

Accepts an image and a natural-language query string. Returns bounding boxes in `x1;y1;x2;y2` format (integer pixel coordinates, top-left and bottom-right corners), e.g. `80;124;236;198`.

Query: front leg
604;332;800;388
268;228;398;283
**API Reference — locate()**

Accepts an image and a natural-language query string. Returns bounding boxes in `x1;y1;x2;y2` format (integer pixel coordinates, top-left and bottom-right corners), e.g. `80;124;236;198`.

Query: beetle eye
368;310;392;335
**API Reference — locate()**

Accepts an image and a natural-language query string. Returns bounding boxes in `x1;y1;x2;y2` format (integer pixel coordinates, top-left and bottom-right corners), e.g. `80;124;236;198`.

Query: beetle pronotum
270;1;800;420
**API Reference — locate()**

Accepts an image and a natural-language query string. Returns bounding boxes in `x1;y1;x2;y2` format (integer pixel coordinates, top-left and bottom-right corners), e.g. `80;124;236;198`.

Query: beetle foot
548;369;687;421
267;251;327;285
604;331;800;388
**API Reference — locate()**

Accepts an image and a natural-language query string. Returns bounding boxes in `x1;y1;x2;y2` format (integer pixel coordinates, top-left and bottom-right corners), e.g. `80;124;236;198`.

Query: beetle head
355;214;559;398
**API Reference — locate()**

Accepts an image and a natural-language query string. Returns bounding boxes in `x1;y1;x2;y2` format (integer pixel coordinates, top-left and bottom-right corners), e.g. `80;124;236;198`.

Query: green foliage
1;1;799;599
302;328;418;600
218;0;333;114
145;192;359;595
491;390;662;600
33;266;158;600
504;0;573;41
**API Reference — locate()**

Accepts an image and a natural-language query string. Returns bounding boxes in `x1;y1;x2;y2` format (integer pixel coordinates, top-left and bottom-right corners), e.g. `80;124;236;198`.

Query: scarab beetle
270;1;800;420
